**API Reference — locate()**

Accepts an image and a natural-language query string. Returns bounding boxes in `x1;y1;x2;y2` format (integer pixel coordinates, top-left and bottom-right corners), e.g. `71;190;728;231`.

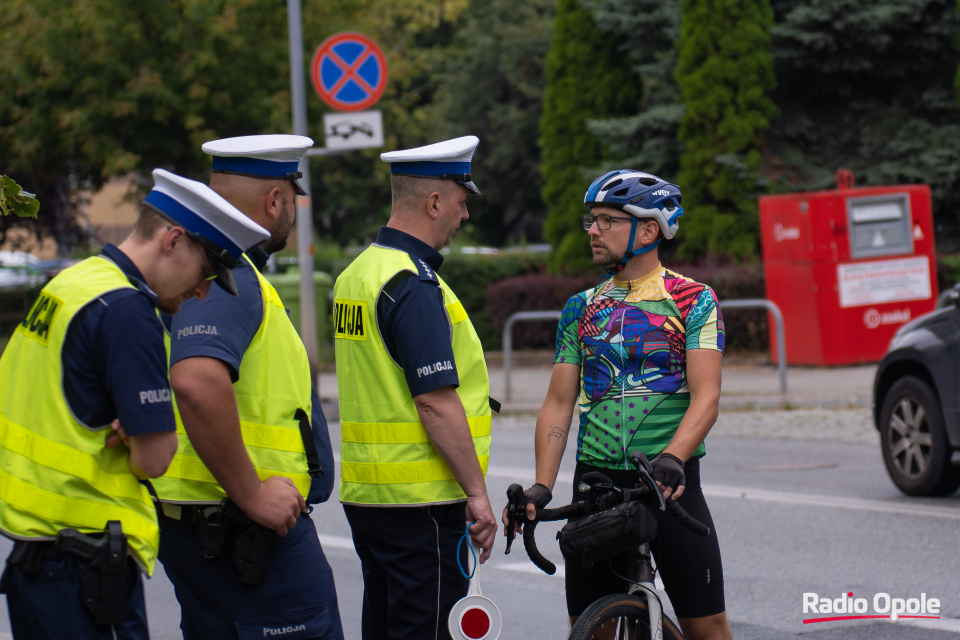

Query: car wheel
880;376;960;496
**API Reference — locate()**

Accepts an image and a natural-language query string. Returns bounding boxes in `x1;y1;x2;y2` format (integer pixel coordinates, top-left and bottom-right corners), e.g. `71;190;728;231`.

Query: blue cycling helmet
583;170;684;239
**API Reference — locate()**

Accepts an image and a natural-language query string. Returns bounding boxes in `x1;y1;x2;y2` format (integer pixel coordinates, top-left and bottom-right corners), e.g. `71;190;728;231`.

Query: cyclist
505;170;732;640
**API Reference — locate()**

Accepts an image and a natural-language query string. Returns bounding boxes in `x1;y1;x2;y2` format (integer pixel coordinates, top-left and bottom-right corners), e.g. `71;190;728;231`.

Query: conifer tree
540;0;642;273
675;0;777;258
770;0;960;250
584;0;683;179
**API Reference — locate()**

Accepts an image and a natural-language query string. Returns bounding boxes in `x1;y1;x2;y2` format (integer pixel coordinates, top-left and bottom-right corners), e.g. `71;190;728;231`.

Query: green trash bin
265;270;333;365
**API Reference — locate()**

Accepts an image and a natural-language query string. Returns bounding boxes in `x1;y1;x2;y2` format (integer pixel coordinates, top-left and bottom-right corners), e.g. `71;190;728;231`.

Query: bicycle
504;451;710;640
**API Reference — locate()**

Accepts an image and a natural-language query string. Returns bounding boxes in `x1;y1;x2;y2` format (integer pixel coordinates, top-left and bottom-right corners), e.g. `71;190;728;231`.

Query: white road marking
703;485;960;520
485;466;960;520
497;562;666;591
317;534;356;550
901;617;960;633
487;465;571;485
499;561;563;577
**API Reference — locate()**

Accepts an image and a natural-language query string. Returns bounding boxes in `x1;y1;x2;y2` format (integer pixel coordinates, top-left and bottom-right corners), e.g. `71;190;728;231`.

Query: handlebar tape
522;520;555;575
665;498;710;537
522;503;590;576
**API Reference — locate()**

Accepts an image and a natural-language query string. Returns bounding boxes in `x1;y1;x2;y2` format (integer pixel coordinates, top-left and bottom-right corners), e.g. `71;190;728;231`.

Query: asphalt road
0;407;958;639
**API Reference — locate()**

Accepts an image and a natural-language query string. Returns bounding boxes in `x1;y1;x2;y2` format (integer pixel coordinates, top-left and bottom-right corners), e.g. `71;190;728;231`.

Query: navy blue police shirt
167;248;335;504
61;244;176;436
374;227;459;398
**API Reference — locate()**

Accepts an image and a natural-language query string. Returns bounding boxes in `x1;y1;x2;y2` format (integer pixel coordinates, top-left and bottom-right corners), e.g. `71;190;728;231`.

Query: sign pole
287;0;319;372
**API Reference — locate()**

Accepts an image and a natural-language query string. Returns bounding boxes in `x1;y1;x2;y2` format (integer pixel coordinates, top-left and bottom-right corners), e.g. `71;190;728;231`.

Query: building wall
83;176;139;247
0;176;139;258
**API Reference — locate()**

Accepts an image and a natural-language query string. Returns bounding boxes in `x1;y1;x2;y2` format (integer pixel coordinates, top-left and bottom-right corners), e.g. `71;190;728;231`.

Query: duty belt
2;522;129;627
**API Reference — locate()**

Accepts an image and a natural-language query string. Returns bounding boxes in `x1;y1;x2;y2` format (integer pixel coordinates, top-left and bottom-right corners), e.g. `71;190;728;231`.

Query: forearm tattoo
547;424;567;445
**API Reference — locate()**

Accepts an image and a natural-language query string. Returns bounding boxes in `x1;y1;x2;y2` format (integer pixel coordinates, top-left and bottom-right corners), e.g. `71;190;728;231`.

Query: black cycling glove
524;483;553;512
651;453;686;494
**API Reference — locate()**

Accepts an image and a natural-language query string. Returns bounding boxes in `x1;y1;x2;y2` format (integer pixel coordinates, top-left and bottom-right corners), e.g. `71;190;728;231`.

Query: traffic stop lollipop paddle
448;522;502;640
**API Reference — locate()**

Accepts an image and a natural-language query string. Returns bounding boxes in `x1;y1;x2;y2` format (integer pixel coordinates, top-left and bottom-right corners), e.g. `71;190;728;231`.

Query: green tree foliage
430;0;554;246
583;0;684;179
675;0;777;259
540;0;642;273
0;0;294;250
0;0;472;251
0;176;38;219
769;0;960;248
304;0;472;247
584;0;960;259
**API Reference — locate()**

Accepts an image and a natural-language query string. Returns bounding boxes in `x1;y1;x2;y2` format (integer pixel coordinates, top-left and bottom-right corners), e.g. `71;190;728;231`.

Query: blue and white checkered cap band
211;156;300;179
389;161;471;176
144;190;242;260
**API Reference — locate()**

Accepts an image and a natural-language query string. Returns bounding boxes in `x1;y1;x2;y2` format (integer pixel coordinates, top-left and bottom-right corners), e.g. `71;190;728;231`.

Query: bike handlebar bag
557;501;656;573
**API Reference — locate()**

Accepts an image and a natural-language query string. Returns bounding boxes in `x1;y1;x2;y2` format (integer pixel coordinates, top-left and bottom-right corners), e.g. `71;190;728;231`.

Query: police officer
153;135;343;639
334;136;498;640
0;169;269;640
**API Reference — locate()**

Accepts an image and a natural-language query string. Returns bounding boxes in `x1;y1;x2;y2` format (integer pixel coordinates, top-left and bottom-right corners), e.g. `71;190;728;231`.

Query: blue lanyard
456;521;477;580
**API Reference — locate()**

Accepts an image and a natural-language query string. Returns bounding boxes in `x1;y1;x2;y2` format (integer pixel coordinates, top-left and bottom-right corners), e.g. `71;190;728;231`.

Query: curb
320;396;873;422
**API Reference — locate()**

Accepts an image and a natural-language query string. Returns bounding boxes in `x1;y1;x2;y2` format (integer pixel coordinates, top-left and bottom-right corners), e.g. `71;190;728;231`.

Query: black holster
5;539;48;575
55;521;128;626
0;539;50;594
206;500;276;585
222;500;276;585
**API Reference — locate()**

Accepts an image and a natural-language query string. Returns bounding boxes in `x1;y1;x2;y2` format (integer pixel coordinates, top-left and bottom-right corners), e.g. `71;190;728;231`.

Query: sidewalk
316;356;877;420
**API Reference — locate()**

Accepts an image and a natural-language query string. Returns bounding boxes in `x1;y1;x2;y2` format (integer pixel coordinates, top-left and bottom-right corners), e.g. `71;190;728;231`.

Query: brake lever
630;451;666;512
504;483;525;555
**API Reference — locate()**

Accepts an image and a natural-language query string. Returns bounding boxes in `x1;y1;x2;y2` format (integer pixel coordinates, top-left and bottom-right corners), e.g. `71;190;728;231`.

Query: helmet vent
663;200;675;211
613;188;629;197
630;195;645;203
601;178;623;191
638;177;658;186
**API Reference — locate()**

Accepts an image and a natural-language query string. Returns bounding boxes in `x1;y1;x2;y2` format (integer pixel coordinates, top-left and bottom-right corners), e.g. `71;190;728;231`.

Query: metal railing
718;299;787;394
500;299;787;402
501;311;562;402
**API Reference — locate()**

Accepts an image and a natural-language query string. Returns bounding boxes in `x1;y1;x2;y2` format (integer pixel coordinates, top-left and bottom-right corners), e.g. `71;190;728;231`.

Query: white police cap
202;134;314;196
144;169;270;296
381;135;480;195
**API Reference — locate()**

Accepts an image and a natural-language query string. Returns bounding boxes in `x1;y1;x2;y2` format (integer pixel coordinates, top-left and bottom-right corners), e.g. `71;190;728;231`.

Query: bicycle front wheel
568;594;684;640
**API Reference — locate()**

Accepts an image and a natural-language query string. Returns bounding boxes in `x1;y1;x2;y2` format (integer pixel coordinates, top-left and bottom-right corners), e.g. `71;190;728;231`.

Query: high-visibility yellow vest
334;243;491;506
0;257;161;574
154;256;313;504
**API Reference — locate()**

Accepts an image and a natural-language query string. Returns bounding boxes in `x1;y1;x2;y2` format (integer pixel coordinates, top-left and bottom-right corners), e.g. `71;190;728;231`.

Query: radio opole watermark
803;591;941;624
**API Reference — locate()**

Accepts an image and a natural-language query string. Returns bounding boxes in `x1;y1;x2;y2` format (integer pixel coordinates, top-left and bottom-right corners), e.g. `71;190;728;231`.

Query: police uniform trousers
158;510;343;640
343;502;469;640
1;543;148;640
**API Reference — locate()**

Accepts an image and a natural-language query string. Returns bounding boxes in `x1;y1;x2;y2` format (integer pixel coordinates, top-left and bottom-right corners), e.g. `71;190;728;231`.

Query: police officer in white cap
154;135;343;639
0;169;268;639
334;136;498;639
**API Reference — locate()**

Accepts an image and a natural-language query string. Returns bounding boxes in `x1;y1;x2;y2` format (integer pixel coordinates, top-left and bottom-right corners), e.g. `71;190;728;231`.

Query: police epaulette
414;257;439;284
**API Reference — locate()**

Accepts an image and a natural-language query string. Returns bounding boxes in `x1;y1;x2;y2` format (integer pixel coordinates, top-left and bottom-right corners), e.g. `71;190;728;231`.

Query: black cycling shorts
564;457;726;620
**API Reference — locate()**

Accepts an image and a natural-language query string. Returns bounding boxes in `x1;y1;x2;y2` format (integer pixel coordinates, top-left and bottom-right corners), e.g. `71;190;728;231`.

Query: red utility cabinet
759;175;938;366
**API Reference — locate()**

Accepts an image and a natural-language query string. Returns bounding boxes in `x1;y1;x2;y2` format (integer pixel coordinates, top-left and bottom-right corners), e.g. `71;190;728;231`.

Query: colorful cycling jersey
555;264;724;469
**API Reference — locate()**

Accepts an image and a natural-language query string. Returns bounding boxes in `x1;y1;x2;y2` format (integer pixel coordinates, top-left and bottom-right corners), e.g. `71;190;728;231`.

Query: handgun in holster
55;521;127;626
221;500;276;585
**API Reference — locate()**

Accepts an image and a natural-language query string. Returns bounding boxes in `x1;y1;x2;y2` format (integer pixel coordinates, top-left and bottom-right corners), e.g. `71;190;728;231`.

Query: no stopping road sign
310;32;388;112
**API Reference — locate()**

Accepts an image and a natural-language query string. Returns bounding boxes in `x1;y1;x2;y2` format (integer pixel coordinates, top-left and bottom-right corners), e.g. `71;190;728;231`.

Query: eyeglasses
582;213;634;231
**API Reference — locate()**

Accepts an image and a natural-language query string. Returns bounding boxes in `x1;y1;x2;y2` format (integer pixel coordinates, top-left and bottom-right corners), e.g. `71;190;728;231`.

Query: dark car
873;286;960;496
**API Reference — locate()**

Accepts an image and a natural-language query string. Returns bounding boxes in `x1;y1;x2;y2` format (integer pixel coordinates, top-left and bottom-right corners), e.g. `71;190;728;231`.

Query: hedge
314;244;960;360
314;247;546;352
